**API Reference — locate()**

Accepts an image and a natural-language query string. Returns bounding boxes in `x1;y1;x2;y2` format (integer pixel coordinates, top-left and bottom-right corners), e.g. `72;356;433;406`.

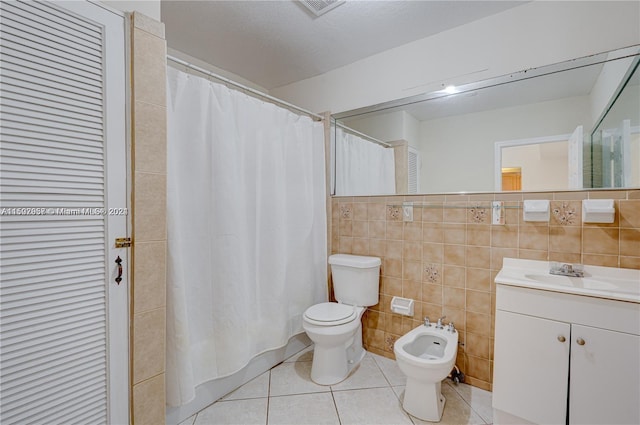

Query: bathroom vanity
492;258;640;425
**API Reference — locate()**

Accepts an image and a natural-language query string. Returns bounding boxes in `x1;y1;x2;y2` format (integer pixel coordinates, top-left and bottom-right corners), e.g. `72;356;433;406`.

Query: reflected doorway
501;167;522;191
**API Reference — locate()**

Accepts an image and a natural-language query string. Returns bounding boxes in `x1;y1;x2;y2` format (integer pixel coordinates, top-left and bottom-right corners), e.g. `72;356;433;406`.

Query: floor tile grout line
265;370;272;425
445;380;492;425
329;387;343;425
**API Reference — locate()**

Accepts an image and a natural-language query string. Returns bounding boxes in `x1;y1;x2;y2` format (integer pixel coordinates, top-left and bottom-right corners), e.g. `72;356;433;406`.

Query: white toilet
302;254;380;385
394;322;459;422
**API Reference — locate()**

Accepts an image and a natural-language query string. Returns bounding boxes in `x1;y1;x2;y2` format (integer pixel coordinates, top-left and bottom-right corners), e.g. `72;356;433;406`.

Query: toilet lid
304;302;357;326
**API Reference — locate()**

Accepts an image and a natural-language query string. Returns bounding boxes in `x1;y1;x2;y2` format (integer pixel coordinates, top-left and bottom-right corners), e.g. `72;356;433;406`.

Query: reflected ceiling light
443;85;457;94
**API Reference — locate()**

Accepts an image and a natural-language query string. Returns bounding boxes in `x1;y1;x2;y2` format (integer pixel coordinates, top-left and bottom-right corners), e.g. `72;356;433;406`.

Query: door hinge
115;237;132;248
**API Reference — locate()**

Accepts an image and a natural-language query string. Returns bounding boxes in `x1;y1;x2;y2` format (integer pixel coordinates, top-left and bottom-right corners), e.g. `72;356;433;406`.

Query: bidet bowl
394;324;459;422
394;324;458;380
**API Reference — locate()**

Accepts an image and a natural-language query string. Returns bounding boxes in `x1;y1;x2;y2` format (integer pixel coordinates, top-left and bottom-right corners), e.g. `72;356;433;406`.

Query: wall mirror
331;45;640;196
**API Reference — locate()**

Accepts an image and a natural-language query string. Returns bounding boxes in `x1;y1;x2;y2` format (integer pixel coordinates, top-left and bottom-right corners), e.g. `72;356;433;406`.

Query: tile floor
178;346;493;425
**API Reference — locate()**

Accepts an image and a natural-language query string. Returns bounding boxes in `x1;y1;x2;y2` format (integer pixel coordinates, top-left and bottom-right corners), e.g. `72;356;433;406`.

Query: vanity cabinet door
569;324;640;425
493;310;570;425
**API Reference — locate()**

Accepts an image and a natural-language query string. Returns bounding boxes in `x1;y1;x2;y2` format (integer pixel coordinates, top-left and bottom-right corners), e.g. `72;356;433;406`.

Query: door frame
494;133;571;191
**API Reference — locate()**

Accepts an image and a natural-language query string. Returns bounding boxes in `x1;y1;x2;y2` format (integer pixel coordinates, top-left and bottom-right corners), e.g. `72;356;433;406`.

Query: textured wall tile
133;374;165;425
134;172;167;241
133;308;165;383
134;100;167;174
133;241;166;313
133;29;167;107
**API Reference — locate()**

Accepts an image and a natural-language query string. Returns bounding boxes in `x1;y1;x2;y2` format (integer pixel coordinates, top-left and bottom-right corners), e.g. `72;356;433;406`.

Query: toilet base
403;379;446;422
310;327;365;385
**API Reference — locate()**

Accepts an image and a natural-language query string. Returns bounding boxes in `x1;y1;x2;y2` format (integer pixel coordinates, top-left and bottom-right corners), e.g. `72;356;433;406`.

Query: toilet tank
329;254;381;307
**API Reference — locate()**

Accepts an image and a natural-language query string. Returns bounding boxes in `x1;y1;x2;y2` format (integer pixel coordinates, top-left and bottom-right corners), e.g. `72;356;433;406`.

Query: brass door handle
115;256;123;284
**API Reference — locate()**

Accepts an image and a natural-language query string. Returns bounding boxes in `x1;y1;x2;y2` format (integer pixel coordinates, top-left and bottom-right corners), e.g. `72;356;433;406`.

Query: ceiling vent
298;0;345;17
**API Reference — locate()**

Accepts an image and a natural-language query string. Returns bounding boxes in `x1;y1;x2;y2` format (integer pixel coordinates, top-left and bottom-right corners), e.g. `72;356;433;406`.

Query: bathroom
0;1;638;424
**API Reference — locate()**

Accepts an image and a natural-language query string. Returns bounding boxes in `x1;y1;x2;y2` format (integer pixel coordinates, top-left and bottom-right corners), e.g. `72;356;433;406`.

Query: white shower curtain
165;68;327;407
334;127;396;196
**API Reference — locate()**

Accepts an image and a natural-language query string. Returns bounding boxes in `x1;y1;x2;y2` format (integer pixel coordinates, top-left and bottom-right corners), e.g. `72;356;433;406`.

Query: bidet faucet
436;315;446;329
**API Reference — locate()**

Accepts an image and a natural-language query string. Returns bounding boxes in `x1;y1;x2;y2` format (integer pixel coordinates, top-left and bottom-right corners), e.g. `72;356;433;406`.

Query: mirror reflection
331;46;640;196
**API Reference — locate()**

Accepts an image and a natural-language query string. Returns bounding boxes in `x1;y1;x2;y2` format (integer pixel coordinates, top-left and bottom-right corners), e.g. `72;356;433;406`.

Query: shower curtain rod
334;121;392;148
167;55;324;122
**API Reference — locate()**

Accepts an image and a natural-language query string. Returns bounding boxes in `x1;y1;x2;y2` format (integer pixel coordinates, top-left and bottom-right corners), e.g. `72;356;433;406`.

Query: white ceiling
161;1;524;90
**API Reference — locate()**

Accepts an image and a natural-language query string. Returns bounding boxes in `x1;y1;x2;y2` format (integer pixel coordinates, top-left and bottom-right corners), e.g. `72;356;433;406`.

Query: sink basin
524;273;627;291
496;259;640;303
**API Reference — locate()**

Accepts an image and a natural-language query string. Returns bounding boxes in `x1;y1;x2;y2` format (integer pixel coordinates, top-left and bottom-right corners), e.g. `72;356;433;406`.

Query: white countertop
495;258;640;304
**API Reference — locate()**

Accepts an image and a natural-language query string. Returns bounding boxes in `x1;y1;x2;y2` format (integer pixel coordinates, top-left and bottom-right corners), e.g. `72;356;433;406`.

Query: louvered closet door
0;1;128;424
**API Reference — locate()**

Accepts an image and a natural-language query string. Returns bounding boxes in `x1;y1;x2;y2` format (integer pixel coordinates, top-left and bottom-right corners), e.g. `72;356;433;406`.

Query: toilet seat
304;302;357;326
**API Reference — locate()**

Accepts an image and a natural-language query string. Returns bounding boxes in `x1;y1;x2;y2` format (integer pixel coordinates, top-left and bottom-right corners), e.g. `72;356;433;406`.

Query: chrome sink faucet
550;262;584;277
